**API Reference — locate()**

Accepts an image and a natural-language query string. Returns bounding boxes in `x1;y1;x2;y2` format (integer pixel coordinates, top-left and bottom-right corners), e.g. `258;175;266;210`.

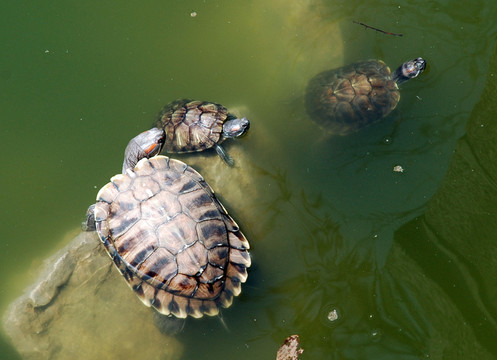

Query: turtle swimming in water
123;99;250;171
305;58;426;135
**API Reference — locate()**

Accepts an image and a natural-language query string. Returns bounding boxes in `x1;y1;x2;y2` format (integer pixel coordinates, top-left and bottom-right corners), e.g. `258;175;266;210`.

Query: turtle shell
156;99;230;154
93;155;251;318
305;60;400;136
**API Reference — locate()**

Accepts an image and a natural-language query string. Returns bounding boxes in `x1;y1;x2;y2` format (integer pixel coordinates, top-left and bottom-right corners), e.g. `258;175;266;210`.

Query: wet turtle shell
156;99;232;153
305;59;400;136
92;155;251;318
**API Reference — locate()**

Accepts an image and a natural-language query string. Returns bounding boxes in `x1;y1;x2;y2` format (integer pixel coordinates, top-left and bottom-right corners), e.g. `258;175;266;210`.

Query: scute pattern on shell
156;99;229;154
94;155;251;318
305;59;401;136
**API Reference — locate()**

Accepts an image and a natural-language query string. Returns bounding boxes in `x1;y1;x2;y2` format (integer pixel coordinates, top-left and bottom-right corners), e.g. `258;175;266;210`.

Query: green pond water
2;0;497;359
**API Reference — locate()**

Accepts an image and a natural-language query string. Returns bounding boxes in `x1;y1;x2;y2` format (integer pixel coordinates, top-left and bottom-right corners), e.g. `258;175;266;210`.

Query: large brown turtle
123;99;250;171
84;150;251;318
305;58;426;135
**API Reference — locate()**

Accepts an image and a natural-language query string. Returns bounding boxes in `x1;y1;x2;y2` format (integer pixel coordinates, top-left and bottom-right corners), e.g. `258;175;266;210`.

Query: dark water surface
2;1;497;359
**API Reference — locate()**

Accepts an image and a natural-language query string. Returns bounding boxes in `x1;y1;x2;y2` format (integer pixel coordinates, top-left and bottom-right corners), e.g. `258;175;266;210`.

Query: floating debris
353;20;403;37
370;328;383;342
277;335;304;360
327;309;339;322
393;165;404;173
190;11;197;17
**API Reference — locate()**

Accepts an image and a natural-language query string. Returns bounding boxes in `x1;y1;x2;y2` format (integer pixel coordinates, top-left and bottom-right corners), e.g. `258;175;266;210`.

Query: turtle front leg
215;144;234;167
81;204;96;231
122;128;165;173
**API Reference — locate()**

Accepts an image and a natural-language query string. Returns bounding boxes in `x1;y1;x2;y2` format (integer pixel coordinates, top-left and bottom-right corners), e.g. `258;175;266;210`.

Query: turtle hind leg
214;144;234;167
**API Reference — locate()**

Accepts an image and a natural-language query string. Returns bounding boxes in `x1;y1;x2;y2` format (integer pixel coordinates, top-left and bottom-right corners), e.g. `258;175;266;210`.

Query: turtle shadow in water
245;165;445;358
239;169;381;354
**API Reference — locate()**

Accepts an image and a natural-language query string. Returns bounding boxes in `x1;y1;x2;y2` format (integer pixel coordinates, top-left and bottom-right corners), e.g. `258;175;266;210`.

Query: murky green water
2;0;497;359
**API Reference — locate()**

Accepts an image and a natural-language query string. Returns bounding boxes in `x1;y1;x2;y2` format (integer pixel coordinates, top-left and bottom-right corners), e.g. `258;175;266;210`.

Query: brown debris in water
277;335;304;360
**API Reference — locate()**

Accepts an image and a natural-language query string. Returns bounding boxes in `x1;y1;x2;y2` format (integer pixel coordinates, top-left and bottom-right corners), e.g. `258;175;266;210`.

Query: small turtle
84;154;251;318
123;99;250;171
305;58;426;135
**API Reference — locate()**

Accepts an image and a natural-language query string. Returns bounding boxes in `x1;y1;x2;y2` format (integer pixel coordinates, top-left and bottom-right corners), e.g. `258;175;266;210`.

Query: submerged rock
2;231;182;360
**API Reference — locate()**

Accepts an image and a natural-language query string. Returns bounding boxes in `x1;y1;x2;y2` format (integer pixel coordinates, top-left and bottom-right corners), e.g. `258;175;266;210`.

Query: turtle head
393;57;426;84
122;127;165;173
222;117;250;139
